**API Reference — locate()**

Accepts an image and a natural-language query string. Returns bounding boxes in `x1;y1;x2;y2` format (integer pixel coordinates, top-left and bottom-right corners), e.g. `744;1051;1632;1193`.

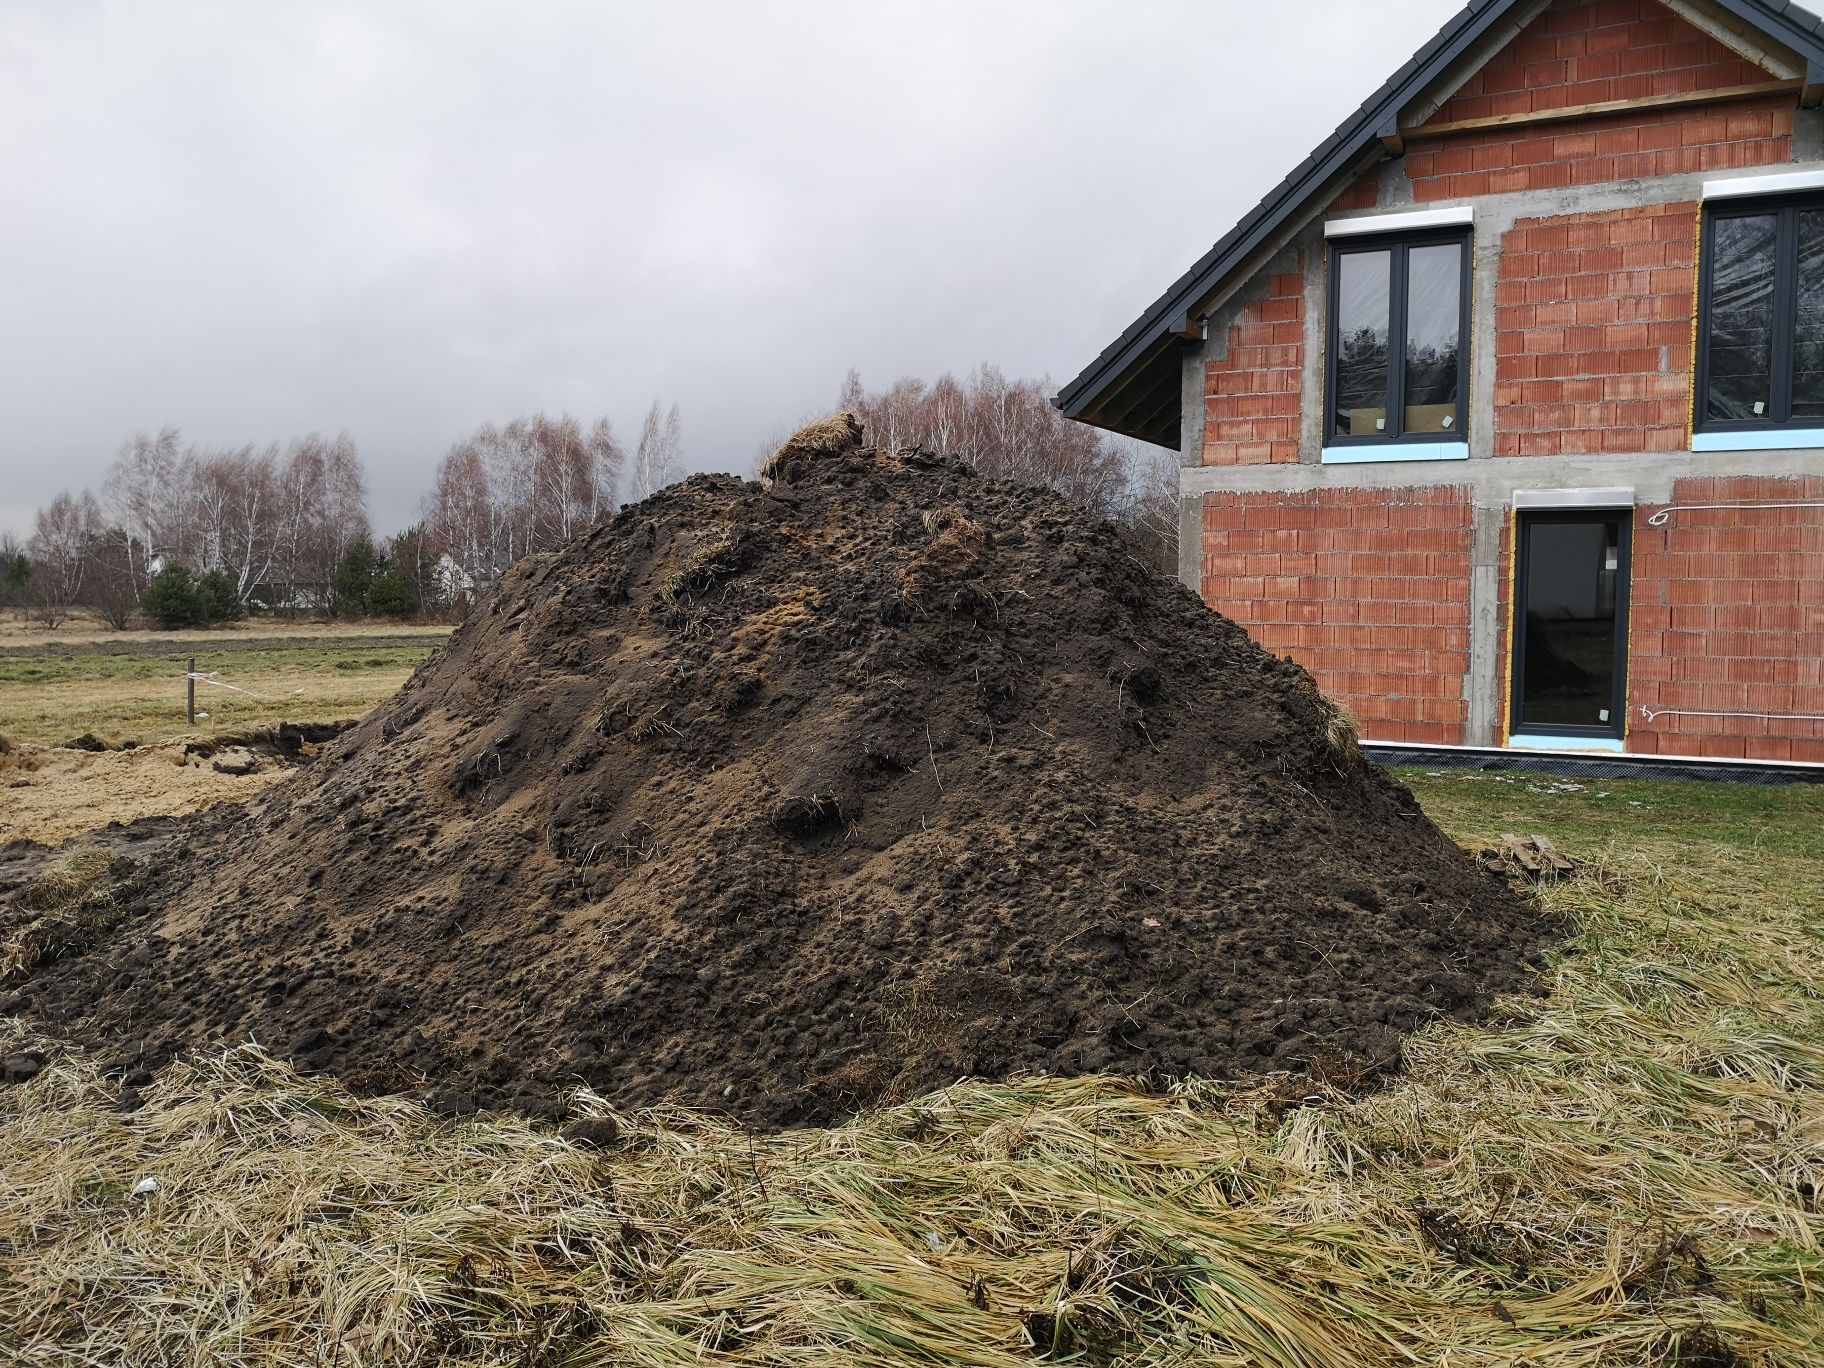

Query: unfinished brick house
1059;0;1824;762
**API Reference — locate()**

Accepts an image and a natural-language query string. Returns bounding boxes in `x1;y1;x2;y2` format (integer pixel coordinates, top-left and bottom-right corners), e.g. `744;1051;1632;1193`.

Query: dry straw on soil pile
3;785;1821;1365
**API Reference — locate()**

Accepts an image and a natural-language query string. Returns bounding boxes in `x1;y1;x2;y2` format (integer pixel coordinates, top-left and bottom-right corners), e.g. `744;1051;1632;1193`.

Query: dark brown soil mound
6;442;1550;1127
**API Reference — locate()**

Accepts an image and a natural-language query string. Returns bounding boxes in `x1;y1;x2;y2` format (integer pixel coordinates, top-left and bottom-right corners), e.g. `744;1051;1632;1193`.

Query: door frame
1509;507;1632;741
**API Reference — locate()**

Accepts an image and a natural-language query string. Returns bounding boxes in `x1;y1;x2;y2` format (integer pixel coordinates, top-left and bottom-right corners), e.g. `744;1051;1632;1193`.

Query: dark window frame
1324;227;1473;446
1509;508;1632;742
1695;193;1824;433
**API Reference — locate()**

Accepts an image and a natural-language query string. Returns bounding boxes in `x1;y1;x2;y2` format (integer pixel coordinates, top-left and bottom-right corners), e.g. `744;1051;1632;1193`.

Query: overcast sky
0;0;1459;538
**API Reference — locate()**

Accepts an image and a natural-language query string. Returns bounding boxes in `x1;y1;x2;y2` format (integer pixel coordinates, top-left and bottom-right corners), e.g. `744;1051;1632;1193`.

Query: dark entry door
1512;510;1630;740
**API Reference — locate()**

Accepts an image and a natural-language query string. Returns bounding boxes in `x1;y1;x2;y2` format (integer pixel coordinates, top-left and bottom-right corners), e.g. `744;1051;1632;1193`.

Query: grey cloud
0;0;1458;536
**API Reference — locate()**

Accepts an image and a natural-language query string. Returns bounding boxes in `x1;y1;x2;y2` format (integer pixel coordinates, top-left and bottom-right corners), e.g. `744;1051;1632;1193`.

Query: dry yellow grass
1;774;1820;1364
0;663;409;747
0;740;289;847
0;626;442;843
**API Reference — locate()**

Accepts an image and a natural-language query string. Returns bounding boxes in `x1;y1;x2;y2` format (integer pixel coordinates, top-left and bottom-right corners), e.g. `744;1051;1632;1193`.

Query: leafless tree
423;411;624;597
525;412;620;546
272;433;369;611
98;427;374;614
839;366;1132;512
839;366;1176;572
86;527;143;630
27;490;102;628
627;401;684;504
219;446;281;605
102;426;182;590
1114;442;1180;576
427;436;493;591
0;532;31;619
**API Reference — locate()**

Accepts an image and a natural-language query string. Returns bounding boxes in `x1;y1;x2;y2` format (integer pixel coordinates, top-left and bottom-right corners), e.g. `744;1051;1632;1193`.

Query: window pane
1333;249;1390;437
1705;214;1777;422
1519;518;1622;732
1793;210;1824;419
1404;242;1463;433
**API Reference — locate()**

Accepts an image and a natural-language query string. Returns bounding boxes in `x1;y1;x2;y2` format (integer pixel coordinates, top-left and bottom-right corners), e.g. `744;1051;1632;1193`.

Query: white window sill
1507;733;1625;754
1320;441;1469;465
1692;429;1824;452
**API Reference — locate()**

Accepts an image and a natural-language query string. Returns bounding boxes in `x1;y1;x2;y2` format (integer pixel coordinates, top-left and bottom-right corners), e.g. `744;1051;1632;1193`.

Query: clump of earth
3;423;1549;1128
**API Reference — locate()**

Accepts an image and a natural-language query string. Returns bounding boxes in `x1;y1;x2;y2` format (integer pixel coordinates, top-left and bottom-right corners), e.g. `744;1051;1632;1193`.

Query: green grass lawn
2;773;1821;1365
1400;766;1824;862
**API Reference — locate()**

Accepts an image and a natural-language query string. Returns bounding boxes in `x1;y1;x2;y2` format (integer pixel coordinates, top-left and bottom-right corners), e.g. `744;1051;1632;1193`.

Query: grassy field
0;609;454;651
0;631;446;746
2;770;1821;1364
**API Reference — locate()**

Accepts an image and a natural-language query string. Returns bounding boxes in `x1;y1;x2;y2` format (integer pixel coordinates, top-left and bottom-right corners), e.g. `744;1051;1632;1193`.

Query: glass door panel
1513;512;1629;738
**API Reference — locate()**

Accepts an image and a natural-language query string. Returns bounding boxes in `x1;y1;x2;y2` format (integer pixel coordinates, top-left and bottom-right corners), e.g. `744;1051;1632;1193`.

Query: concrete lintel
1513;486;1636;508
1324;205;1473;237
1704;167;1824;199
1322;159;1824;241
1179;446;1824;505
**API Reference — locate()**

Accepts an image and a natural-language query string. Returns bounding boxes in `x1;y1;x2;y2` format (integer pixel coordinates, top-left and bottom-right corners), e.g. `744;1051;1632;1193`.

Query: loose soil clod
4;439;1550;1127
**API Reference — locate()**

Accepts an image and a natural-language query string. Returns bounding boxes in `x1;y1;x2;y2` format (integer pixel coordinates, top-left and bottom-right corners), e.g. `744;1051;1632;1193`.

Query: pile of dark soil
4;434;1550;1127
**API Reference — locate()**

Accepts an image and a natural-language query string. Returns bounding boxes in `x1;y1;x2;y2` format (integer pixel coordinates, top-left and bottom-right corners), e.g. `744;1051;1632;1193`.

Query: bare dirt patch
3;442;1551;1128
0;723;350;847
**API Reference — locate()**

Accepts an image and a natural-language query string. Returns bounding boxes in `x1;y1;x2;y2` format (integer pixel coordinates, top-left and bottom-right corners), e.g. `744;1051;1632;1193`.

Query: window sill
1320;441;1468;465
1507;733;1625;754
1691;429;1824;452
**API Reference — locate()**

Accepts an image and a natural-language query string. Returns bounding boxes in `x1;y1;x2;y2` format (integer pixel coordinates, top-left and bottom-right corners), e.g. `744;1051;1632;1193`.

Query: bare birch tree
98;427;372;614
627;401;684;504
839;366;1129;513
273;433;369;611
423;411;625;596
27;490;102;628
839;367;1176;571
102;426;183;592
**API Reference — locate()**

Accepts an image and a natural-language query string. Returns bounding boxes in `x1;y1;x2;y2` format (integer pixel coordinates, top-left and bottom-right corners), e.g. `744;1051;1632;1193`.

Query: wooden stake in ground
186;656;195;727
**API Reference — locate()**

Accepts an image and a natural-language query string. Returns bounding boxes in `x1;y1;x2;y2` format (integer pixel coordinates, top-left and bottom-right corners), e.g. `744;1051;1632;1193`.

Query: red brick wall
1405;99;1791;200
1201;487;1472;743
1202;261;1304;466
1628;476;1824;761
1328;174;1381;213
1423;0;1770;125
1405;0;1791;201
1494;201;1697;457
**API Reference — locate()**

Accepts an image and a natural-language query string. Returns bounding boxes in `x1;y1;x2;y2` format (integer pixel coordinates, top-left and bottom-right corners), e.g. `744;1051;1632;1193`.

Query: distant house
433;553;477;606
1060;0;1824;764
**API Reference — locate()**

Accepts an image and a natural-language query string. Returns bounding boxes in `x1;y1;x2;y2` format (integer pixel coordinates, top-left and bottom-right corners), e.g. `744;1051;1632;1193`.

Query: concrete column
1177;494;1202;593
1468;215;1503;462
1178;343;1208;593
1465;502;1507;745
1297;226;1328;462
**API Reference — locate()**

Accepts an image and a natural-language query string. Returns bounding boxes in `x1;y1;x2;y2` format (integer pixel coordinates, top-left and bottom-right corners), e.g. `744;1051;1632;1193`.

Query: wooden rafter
1407;77;1802;139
